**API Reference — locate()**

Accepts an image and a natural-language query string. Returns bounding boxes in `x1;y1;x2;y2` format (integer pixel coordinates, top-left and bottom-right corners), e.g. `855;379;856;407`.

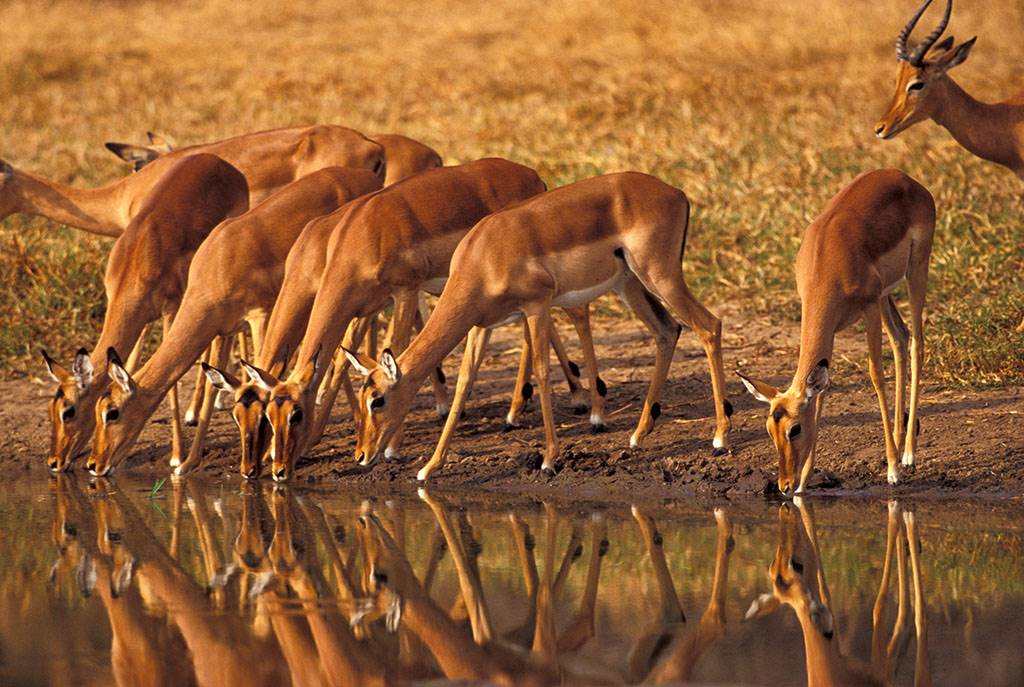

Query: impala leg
174;335;230;476
904;258;928;470
505;320;534;428
564;305;606;432
414;300;451;420
367;314;379;360
617;276;680;450
125;322;151;373
550;323;588;414
881;295;909;451
184;347;210;426
638;268;730;454
865;301;901;485
162;313;185;469
526;311;560;474
417;326;492;482
382;291;420;461
796;392;826;494
309;317;367;446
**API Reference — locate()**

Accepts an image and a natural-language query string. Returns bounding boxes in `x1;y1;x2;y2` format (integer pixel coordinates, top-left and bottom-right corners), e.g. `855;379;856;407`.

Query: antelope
874;0;1024;331
256;158;599;483
346;172;732;482
737;169;935;495
875;0;1023;180
43;153;249;474
0;125;383;237
82;167;381;478
744;499;931;687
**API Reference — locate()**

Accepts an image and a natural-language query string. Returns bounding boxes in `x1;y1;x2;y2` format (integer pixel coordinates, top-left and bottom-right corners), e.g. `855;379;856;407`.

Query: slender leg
881;295;909;450
184;347;210;426
125;322;151;373
174;335;230;475
550;324;588;413
417;327;492;482
367;314;379;360
505;320;534;428
162;312;185;469
616;275;681;450
563;305;606;432
903;257;929;470
382;291;421;460
796;392;826;494
416;301;450;419
309;317;369;446
865;301;901;485
527;311;559;474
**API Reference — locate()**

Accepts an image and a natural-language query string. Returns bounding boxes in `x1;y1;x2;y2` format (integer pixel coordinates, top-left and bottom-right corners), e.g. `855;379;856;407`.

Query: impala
347;172;732;482
83;167;381;478
260;158;601;483
44;154;248;473
744;499;931;686
1;125;383;237
875;0;1023;180
738;169;935;495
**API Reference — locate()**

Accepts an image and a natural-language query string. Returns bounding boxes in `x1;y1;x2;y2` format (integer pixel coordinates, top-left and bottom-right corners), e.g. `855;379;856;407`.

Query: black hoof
572;405;588;416
541;466;557;478
184;418;198;427
590;423;607;434
711;447;727;457
502;422;520;433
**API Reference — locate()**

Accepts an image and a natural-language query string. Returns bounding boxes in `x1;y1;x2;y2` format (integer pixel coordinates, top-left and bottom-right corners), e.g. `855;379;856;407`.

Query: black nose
874;122;886;136
85;458;96;472
244;466;258;480
274;469;287;481
47;457;59;471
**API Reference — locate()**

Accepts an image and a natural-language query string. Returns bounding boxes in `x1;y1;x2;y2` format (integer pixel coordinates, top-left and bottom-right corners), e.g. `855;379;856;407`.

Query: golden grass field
0;0;1021;383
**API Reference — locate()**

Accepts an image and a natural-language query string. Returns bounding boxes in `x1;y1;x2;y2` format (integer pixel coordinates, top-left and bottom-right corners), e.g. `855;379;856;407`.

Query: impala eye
788;423;801;440
370;396;385;410
104;408;120;423
62;406;76;422
289;407;303;425
906;81;925;92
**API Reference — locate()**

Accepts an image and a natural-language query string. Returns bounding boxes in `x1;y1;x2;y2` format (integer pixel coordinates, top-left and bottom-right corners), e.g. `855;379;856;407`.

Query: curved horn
909;0;953;66
896;0;934;62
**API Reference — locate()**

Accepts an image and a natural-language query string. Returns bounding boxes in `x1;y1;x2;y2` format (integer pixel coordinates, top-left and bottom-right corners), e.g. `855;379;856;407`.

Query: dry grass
1;0;1022;383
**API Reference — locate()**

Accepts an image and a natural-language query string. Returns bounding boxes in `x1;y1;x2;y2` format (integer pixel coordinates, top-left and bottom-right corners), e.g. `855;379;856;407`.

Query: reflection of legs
865;301;900;485
629;506;684;681
531;504;559;666
175;335;230;475
872;501;901;679
617;275;680;449
506;513;539;646
564;306;606;431
903;510;931;686
417;327;492;482
556;513;608;652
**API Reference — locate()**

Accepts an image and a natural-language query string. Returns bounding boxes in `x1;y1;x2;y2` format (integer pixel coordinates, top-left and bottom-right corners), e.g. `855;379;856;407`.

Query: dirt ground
5;305;1024;502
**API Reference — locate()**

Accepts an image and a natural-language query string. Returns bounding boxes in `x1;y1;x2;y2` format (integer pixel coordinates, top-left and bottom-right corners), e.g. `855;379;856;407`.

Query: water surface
0;475;1021;686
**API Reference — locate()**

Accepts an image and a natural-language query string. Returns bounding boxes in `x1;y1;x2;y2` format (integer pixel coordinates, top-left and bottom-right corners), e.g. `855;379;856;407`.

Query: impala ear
935;36;976;73
0;160;13;185
804;359;829;399
293;345;321;388
41;349;70;384
379;348;400;383
238;359;277;391
343;346;376;377
71;348;94;390
930;35;955;55
736;372;778;404
103;142;160;171
744;593;780;621
145;131;175;152
107;348;134;395
202;362;240;394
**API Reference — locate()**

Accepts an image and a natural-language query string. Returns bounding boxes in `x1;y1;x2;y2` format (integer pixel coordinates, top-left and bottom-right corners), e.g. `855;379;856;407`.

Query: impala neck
792;299;838;391
9;168;125;237
931;77;1024;173
397;294;484;393
133;316;220;412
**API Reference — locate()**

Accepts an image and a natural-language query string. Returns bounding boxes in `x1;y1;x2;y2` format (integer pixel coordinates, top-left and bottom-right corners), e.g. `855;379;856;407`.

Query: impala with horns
255;158;600;482
875;0;1024;180
83;167;382;479
738;169;935;496
346;171;732;482
0;125;382;237
44;154;249;474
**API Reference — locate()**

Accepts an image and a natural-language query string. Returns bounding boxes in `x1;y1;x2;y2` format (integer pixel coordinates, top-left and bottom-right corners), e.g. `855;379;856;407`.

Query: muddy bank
6;308;1024;501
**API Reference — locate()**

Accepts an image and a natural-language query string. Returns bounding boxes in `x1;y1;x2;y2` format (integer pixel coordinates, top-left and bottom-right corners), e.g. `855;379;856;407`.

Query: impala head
264;347;321;483
875;0;976;140
0;159;18;220
203;360;276;480
86;348;150;477
41;348;100;472
345;347;409;468
737;359;830;497
744;501;834;640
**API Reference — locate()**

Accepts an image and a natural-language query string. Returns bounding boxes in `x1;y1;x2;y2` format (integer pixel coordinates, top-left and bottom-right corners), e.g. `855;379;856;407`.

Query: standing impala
43;154;249;473
345;171;732;482
738;169;935;496
83;167;381;478
0;125;382;237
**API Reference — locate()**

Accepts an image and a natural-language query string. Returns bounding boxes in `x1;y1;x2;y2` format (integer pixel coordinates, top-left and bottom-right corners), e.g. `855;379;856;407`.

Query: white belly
551;270;624;308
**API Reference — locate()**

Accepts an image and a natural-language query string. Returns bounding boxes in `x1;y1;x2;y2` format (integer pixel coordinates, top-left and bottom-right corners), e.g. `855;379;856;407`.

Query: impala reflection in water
0;476;1021;686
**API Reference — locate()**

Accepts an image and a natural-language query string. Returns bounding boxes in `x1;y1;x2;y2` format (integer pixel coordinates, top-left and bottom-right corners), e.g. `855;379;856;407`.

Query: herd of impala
6;0;1019;496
